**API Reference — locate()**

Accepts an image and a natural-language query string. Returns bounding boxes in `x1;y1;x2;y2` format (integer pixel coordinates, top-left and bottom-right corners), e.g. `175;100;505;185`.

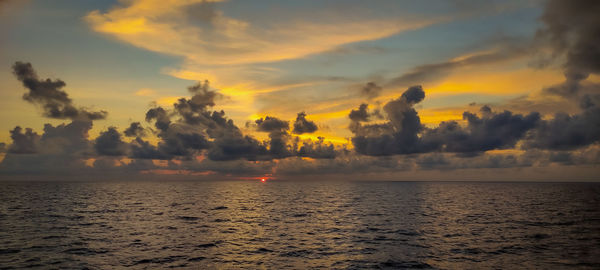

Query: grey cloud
292;112;318;134
350;86;541;156
360;82;382;100
296;137;337;159
523;103;600;150
145;107;171;132
351;86;424;155
40;120;93;154
130;137;170;160
422;107;540;155
349;104;370;122
8;126;39;154
208;133;267;161
0;120;96;175
386;47;528;89
401;85;425;104
123;122;146;137
94;127;128;156
12;62;107;120
255;116;289;133
538;0;600;97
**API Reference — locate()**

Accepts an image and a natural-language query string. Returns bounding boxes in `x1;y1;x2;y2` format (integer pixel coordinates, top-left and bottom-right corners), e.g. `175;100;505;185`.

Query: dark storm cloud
538;0;600;97
8;126;39;154
123;122;146;137
292;112;318;134
94;127;127;156
360;82;382;100
12;62;107;120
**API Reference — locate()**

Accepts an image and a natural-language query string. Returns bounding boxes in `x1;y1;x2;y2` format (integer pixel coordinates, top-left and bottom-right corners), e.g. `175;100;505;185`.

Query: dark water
1;181;599;269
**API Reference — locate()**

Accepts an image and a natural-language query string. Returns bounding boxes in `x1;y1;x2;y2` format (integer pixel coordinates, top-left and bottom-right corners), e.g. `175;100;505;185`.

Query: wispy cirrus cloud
86;0;436;67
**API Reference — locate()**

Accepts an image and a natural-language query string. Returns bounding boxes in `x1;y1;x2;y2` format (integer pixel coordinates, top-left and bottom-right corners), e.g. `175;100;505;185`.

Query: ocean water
0;181;599;269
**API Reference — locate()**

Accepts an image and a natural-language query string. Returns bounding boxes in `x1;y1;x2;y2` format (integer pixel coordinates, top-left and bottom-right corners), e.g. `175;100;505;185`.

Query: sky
0;0;598;181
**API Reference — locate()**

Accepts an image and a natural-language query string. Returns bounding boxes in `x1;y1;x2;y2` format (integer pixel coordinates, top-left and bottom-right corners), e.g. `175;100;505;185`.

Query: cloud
350;86;426;155
295;137;337;159
348;104;371;122
94;127;128;156
0;119;96;175
523;102;600;150
350;86;541;156
360;82;383;100
255;116;289;133
129;137;169;160
422;106;540;155
40;120;93;154
86;0;434;66
538;0;600;97
255;116;291;158
8;126;39;154
386;46;529;89
292;112;317;134
12;62;107;120
123;122;146;137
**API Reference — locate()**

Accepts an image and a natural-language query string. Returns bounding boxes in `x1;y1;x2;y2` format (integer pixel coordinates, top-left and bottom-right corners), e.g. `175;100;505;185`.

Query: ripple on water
0;181;598;269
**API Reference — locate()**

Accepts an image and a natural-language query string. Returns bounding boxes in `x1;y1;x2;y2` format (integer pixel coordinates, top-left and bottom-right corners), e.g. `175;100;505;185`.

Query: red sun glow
261;178;266;182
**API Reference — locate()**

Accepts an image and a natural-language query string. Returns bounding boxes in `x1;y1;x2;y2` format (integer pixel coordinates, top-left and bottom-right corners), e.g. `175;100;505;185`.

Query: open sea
0;181;599;269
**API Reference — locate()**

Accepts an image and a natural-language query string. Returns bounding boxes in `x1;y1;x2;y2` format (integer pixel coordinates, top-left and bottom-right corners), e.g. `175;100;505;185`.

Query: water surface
1;181;599;269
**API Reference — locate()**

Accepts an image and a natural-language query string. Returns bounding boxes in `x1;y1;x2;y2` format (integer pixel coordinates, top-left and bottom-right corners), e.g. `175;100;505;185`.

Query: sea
0;181;599;269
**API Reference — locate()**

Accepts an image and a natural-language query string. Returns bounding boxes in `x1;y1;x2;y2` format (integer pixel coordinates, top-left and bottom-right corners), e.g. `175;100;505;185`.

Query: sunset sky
0;0;598;180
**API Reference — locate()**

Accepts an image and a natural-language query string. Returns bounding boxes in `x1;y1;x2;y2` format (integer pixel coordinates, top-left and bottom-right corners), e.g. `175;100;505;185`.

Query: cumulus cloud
523;103;600;150
94;127;128;156
422;106;540;155
350;86;425;155
12;62;107;120
296;137;337;159
8;126;39;154
292;112;317;134
255;116;291;158
350;86;542;156
123;122;146;137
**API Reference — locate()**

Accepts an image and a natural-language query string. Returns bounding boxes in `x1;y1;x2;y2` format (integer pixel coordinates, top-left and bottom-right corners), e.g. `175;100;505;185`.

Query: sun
261;178;266;182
